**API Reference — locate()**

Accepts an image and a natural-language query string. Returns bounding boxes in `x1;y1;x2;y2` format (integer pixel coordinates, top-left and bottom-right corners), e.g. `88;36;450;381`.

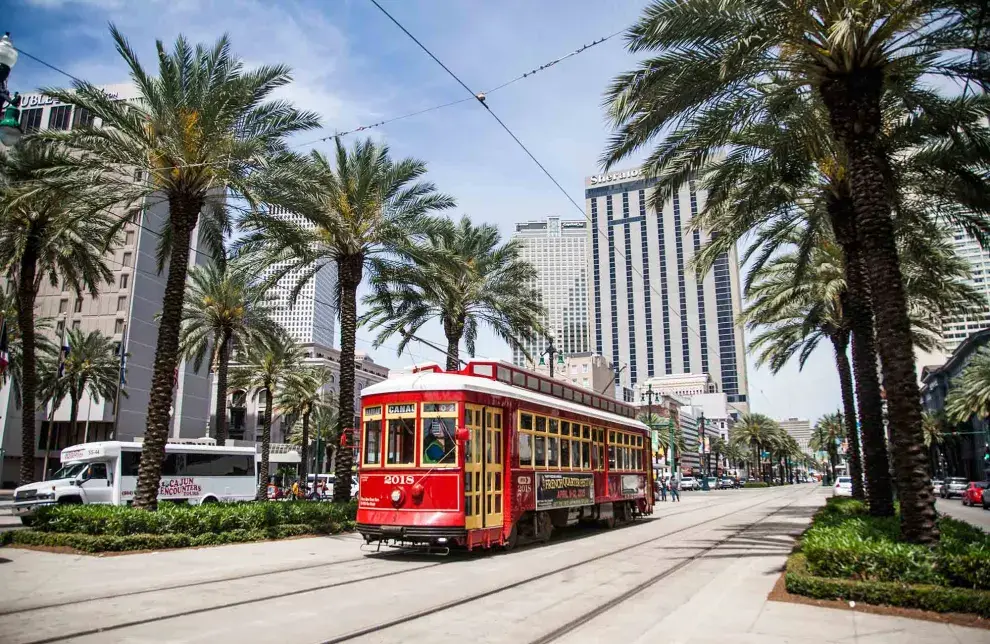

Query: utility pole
641;384;655;475
700;412;710;491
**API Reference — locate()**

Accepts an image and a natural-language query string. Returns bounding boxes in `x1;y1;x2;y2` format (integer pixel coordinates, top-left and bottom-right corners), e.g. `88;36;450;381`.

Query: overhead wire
366;0;737;386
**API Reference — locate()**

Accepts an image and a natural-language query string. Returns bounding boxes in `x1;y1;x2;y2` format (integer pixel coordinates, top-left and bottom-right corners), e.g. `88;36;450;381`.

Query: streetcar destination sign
536;472;594;510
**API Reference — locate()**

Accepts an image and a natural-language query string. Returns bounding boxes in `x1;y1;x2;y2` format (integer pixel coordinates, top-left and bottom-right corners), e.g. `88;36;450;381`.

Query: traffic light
984;445;989;463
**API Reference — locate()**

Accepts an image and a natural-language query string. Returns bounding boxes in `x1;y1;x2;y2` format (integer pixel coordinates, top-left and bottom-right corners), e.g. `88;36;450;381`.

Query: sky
9;0;847;423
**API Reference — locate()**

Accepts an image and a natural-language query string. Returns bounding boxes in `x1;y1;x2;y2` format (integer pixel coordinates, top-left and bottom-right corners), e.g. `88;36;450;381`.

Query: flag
57;339;71;377
117;326;128;385
0;317;9;375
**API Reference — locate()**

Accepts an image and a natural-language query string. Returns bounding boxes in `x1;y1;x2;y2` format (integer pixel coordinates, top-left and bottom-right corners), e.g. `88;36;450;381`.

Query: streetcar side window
519;413;534;468
534;434;546;468
362;406;383;466
560;439;570;470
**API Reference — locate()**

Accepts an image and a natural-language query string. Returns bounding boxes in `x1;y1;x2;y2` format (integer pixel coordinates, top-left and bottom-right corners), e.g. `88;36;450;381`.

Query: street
1;485;986;644
936;497;990;531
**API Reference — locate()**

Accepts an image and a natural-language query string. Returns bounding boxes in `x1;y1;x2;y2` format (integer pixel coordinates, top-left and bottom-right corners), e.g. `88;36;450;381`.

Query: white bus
12;439;257;523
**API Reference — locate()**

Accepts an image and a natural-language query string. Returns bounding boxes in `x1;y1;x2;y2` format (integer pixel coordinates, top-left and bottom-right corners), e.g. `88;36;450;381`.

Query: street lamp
538;338;565;378
0;32;21;147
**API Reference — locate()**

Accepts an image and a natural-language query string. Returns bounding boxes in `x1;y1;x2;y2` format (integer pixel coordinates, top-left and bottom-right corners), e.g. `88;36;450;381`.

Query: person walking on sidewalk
670;478;680;502
657;477;667;502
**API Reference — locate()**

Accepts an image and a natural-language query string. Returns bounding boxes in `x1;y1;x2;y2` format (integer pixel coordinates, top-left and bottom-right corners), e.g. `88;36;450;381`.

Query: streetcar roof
364;372;649;433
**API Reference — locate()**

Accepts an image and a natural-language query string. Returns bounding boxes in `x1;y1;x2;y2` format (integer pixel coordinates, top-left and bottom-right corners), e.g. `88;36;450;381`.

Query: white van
12;439;258;524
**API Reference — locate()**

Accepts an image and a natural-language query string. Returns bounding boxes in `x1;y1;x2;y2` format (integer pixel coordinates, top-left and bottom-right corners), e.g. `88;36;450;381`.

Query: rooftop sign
588;168;643;186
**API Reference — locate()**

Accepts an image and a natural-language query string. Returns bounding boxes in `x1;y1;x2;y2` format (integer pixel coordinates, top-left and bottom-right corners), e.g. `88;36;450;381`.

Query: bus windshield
51;463;88;480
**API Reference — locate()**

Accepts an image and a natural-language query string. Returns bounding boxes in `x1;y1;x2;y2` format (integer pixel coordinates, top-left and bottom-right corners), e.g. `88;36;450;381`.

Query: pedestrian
658;478;667;502
670;478;680;502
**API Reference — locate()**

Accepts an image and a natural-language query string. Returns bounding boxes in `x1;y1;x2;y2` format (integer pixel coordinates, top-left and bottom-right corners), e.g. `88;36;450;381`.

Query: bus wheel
200;496;218;504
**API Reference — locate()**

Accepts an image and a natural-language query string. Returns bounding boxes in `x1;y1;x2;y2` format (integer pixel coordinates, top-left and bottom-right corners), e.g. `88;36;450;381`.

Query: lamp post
538;338;564;379
0;32;22;147
700;413;710;490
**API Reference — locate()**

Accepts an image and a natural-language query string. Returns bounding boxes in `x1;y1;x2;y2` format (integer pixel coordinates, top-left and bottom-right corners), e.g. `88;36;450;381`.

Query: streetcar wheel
602;514;616;529
502;523;519;551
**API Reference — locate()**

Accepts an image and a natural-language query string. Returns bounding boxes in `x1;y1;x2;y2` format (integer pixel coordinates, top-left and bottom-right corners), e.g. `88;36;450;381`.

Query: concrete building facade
779;417;813;454
532;352;614;398
585;169;749;409
942;227;990;353
0;84;215;485
259;207;337;347
511;217;591;366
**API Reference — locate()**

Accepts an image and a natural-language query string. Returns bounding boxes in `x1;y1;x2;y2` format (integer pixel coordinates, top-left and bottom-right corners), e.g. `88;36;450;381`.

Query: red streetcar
356;360;654;550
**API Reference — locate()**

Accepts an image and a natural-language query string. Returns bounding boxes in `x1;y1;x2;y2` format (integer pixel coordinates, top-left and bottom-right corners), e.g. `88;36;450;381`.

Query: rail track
10;488;806;644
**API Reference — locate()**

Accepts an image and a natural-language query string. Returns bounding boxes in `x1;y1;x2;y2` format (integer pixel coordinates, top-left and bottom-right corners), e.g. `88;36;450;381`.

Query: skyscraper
585;168;749;407
942;226;990;353
511;218;591;366
259;208;337;347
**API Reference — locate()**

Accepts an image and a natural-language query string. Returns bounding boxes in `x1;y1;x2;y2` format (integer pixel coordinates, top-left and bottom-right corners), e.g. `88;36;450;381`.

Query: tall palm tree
228;335;306;500
238;137;455;502
0;142;117;484
40;27;319;509
277;367;331;484
0;290;58;408
921;411;948;478
945;348;990;428
287;396;338;475
729;413;781;482
178;259;283;443
37;328;124;446
603;0;984;544
362;216;544;370
638;411;685;469
810;412;846;484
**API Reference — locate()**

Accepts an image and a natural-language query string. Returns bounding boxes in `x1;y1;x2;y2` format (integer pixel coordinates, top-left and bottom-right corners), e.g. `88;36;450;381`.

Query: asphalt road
936;496;990;531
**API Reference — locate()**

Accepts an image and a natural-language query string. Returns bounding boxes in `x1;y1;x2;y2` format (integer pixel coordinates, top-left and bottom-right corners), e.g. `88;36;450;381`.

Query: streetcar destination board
536;473;595;510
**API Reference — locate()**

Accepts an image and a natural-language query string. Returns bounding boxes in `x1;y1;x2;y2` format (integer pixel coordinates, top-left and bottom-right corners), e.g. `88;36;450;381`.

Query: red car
962;482;988;506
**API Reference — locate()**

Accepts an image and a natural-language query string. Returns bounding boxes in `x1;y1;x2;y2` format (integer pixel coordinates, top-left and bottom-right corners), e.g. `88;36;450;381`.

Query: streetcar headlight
390;488;404;506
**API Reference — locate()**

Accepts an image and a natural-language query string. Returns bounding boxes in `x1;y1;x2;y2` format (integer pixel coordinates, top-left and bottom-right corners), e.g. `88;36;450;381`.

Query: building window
133;169;144;183
125;231;135;245
122;252;133;267
119;273;129;289
21;108;43;133
71;320;81;330
74;298;83;313
48;105;72;131
114;319;124;334
72;107;95;129
117;296;127;312
58;299;68;314
56;320;65;336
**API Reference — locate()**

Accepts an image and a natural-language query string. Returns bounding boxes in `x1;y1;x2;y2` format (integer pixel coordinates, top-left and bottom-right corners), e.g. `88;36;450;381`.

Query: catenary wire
365;0;736;382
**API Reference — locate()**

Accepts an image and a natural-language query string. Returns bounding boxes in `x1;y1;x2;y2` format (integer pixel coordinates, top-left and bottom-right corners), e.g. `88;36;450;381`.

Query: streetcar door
464;404;484;530
484;408;504;529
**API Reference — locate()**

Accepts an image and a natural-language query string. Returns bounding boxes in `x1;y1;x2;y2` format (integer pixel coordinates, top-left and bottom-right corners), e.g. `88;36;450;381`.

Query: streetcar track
320;487;801;644
11;490;782;644
527;486;816;644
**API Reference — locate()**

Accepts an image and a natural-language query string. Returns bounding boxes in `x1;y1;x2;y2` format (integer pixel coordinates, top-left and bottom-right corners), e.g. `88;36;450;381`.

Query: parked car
833;476;853;497
962;481;988;506
705;477;718;489
940;477;969;498
982;487;990;510
718;477;734;489
680;477;699;491
931;479;943;494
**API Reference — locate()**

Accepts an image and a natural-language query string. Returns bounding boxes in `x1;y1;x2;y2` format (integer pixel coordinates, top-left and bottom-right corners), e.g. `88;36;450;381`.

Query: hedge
743;482;771;488
0;501;358;553
785;552;990;617
28;500;357;537
801;497;990;591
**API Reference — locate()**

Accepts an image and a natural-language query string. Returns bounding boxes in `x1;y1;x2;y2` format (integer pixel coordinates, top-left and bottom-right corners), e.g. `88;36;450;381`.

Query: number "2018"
384;475;414;485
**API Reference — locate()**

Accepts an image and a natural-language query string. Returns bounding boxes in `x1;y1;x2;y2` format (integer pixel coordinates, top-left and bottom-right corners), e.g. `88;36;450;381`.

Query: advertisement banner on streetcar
536;472;594;510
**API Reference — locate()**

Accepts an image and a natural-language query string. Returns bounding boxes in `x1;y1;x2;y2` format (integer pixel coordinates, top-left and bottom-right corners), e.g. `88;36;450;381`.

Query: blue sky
9;0;846;423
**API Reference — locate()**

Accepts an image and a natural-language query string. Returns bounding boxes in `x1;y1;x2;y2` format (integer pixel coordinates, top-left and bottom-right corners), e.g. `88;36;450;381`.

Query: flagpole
83;395;93;444
111;322;127;441
42;316;68;481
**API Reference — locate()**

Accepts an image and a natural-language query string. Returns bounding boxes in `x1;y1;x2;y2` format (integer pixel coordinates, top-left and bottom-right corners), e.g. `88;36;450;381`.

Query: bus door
463;405;504;530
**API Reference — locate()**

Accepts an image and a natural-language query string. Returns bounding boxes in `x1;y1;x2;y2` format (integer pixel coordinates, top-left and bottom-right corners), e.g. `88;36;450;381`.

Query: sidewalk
569;488;989;644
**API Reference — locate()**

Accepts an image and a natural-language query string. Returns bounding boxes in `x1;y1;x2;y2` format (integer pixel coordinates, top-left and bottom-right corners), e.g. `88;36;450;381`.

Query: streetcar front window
422;403;457;466
387;418;416;465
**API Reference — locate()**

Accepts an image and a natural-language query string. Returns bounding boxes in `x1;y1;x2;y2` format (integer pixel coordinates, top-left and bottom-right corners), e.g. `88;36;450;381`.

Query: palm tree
603;0;984;544
946;349;990;427
287;396;337;476
0;142;117;484
729;413;781;482
178;259;283;444
810;413;846;484
238;137;455;502
921;411;947;478
40;27;319;509
277;367;331;484
228;335;306;500
0;290;58;408
362;216;544;370
638;411;685;471
37;328;124;446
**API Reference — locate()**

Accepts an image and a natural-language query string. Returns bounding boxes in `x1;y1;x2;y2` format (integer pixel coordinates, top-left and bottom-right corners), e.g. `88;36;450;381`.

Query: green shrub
786;553;990;617
30;501;357;537
743;482;770;488
803;521;943;585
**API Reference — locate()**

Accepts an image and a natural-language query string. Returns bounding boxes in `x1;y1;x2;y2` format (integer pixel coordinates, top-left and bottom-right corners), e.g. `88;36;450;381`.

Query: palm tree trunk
17;234;40;485
214;331;231;444
256;386;273;501
830;198;894;516
300;408;310;484
830;332;865;500
133;195;201;510
443;317;464;372
333;254;363;503
68;390;80;447
821;73;937;544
